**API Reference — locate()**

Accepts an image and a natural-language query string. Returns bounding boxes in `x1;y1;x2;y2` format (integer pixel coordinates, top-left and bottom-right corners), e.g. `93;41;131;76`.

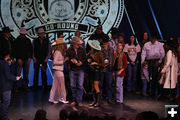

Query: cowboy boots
89;92;97;106
94;93;100;107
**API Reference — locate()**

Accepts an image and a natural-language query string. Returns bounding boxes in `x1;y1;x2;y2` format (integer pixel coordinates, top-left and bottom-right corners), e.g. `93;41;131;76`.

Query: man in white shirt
141;35;165;97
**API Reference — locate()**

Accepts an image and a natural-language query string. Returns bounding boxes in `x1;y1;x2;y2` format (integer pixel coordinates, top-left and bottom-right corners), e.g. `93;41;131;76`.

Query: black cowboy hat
2;27;13;33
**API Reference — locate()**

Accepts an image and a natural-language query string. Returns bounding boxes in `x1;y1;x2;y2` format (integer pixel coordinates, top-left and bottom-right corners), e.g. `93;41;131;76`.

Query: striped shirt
141;41;165;63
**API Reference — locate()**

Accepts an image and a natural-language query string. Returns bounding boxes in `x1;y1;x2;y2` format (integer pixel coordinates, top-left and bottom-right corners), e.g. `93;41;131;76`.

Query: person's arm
135;52;141;64
27;38;33;59
32;39;37;63
46;40;52;59
124;52;132;63
122;53;128;70
124;44;132;63
77;47;86;66
4;63;16;81
10;37;15;59
143;68;149;82
159;43;165;63
141;44;147;64
161;50;172;74
135;44;141;63
97;52;105;68
13;39;17;59
86;41;91;53
118;53;127;75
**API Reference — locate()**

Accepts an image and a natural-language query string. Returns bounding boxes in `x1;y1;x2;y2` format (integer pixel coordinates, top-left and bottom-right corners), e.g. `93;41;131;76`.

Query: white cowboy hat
19;28;27;34
52;38;66;46
71;36;83;44
88;40;101;51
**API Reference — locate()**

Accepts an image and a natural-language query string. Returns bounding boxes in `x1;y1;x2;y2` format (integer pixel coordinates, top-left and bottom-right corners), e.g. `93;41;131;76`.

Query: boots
89;92;97;106
94;93;100;107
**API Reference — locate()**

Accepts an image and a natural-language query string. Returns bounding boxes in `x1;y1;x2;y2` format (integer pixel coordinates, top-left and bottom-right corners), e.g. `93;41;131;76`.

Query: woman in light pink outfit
49;32;68;104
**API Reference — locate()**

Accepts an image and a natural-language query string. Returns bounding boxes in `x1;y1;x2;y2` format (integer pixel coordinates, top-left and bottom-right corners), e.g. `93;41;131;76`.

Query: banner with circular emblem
0;0;124;43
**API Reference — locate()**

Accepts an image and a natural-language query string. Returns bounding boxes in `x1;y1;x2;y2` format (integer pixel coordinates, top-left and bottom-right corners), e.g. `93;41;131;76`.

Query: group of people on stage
0;25;180;119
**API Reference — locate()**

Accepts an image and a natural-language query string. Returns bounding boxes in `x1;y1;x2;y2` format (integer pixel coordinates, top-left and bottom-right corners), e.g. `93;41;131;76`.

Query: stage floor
8;89;179;120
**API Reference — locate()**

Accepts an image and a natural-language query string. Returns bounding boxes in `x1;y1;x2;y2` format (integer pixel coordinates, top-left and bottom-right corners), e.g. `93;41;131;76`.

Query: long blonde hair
116;43;124;69
52;44;67;56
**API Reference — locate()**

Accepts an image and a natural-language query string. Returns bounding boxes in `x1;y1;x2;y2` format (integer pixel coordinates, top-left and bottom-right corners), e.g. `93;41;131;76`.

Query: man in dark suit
14;28;33;90
0;27;14;59
0;52;20;120
33;28;51;89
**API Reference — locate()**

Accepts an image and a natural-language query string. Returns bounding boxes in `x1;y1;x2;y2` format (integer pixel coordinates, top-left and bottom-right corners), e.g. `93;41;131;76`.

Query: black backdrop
120;0;180;43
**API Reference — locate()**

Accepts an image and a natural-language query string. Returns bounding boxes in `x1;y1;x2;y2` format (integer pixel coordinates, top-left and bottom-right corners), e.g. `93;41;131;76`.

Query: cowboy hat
19;28;27;34
71;36;83;44
2;27;13;33
88;40;101;51
52;38;66;46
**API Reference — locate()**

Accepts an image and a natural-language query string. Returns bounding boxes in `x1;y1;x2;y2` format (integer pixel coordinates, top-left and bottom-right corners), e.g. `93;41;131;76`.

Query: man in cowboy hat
33;28;51;90
0;27;14;59
13;28;33;91
74;30;85;48
86;25;107;53
65;36;86;106
99;36;114;104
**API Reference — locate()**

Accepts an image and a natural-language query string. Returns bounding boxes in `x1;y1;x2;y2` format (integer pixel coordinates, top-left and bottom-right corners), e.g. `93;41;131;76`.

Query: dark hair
0;51;10;59
151;33;159;40
166;41;178;57
69;111;79;120
59;109;68;120
128;34;137;46
75;30;80;35
119;33;124;38
57;31;63;37
168;36;174;41
101;35;110;45
34;109;47;120
142;32;149;40
111;28;118;35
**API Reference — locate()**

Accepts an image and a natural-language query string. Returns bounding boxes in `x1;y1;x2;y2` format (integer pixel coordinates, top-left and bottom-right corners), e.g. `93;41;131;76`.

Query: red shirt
119;53;127;77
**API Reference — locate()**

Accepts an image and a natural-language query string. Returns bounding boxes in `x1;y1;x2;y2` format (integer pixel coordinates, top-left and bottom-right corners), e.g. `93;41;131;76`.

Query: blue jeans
127;64;138;91
100;71;112;102
0;91;11;120
176;75;180;96
142;79;148;95
116;73;124;103
69;70;84;104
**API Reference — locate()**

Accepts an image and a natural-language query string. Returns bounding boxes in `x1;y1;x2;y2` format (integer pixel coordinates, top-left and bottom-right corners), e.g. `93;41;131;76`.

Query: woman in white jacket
160;40;178;93
49;32;68;104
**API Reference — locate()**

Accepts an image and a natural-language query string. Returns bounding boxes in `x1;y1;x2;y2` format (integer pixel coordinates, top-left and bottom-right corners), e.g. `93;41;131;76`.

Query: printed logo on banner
0;0;124;43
